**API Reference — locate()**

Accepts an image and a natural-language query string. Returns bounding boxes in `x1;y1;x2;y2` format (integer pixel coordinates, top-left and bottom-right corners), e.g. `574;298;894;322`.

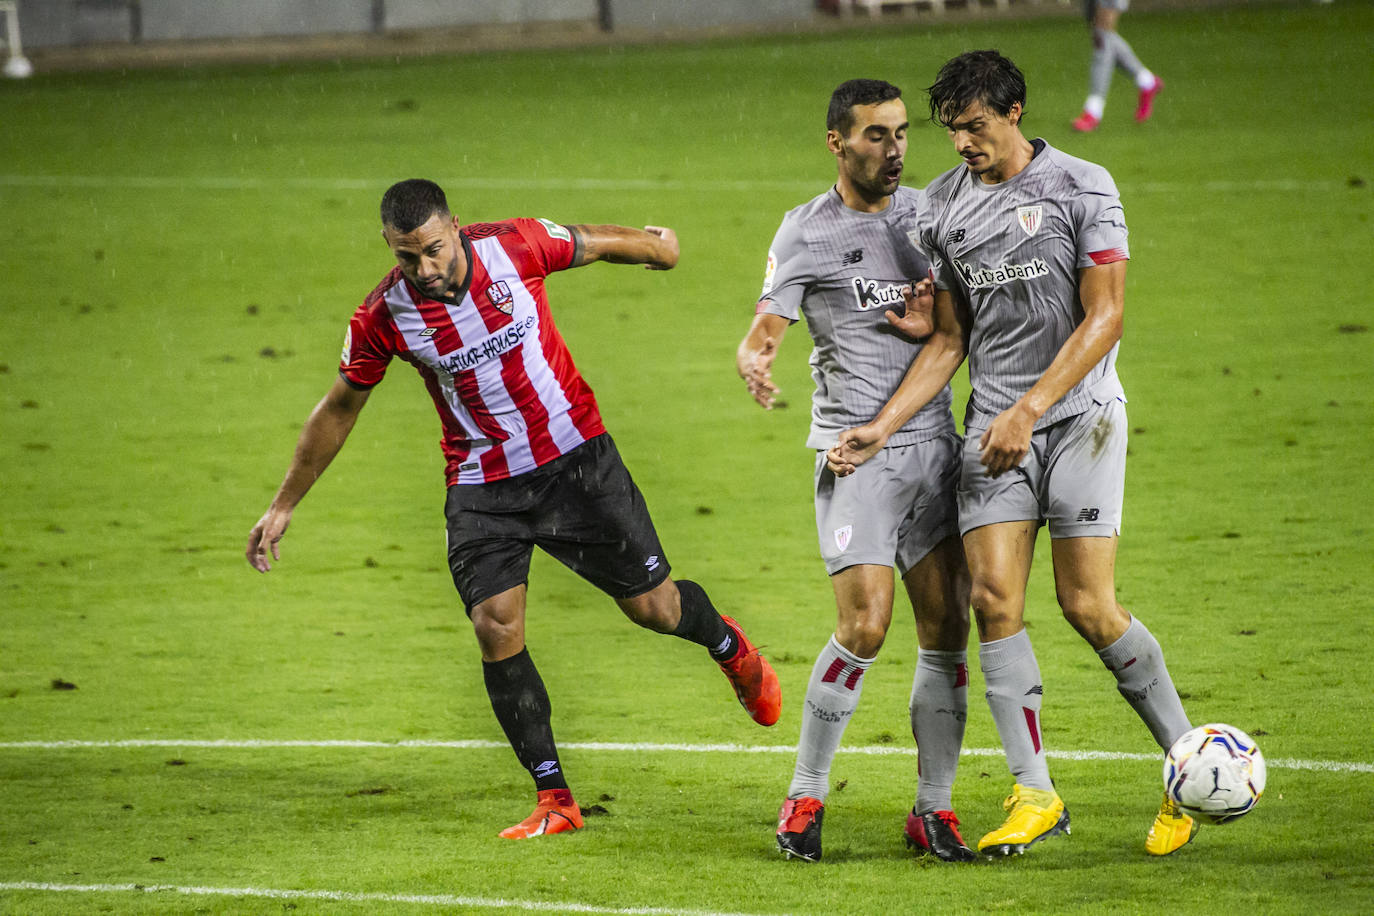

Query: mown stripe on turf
0;882;773;916
0;739;1369;774
0;173;1356;195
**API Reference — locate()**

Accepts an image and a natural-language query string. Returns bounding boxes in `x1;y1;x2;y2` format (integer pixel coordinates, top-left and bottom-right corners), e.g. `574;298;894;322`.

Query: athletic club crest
834;525;853;552
1016;205;1043;237
485;280;514;313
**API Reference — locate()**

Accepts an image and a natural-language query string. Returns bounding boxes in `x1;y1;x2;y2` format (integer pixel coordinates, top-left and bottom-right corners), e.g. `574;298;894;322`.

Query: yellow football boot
978;784;1071;856
1145;793;1198;856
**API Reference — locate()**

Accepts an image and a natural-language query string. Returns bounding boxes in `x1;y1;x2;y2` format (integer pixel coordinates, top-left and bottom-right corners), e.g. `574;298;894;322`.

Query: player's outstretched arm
570;224;679;271
978;260;1125;476
736;310;790;410
827;287;969;476
247;376;371;572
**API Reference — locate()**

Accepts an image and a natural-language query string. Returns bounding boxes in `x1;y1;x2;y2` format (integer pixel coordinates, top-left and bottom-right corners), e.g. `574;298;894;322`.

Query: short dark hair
926;50;1027;128
380;178;450;232
827;79;903;135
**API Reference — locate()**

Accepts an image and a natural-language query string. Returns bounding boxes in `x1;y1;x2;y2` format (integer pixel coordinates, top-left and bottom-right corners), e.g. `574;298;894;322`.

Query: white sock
1084;95;1106;119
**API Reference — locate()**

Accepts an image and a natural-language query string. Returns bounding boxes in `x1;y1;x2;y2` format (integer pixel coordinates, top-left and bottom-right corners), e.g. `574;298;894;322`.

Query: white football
1163;723;1266;824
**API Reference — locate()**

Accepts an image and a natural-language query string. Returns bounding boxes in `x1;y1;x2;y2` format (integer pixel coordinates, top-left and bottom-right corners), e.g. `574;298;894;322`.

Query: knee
471;612;523;659
617;581;679;634
969;578;1021;634
836;608;890;658
1056;587;1126;647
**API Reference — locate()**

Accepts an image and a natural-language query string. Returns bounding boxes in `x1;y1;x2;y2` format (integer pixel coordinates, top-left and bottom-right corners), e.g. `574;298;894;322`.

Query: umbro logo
1076;508;1100;522
644;555;660;571
946;228;965;245
533;760;561;779
842;248;864;265
419;327;437;338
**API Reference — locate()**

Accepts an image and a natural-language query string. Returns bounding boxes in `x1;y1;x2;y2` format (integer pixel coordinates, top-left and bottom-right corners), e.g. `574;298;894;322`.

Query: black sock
482;648;567;792
672;579;737;661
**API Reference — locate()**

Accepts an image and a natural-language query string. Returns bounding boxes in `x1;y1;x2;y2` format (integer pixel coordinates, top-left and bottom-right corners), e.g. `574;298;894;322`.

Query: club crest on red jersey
1017;205;1043;237
486;280;514;313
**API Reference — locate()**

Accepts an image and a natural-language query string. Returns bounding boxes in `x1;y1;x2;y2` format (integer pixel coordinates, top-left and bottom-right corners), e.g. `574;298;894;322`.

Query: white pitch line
0;173;1354;195
0;738;1369;773
0;882;776;916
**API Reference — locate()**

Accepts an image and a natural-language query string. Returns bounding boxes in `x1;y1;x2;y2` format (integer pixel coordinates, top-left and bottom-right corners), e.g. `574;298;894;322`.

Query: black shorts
444;433;671;612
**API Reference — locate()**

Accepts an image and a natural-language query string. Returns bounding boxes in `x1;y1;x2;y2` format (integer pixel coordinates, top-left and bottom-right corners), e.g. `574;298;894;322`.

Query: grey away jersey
759;186;955;450
921;139;1130;430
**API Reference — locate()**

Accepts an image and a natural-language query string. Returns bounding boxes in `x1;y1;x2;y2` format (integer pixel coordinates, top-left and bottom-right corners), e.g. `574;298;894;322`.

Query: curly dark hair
926;50;1027;128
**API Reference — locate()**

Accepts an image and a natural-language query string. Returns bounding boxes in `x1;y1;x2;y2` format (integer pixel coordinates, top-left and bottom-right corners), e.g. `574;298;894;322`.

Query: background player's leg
1051;536;1190;749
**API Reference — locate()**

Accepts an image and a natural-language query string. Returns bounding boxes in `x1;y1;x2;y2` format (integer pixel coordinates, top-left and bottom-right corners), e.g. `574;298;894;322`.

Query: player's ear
1008;101;1023;127
827;129;845;156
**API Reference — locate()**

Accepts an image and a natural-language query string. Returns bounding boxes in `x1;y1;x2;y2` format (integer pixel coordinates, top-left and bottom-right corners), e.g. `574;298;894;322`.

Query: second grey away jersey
759;186;955;450
921;139;1130;431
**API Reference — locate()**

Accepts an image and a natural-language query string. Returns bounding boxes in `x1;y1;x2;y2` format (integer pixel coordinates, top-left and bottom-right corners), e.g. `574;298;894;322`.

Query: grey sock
980;630;1052;791
911;649;968;814
1098;616;1192;750
787;635;873;802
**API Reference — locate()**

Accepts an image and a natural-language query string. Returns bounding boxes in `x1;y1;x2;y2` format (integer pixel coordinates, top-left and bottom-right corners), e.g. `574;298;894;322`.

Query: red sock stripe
1022;706;1042;754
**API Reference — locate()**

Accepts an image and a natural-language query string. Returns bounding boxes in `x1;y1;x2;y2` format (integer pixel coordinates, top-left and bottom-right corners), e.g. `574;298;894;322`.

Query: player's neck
833;180;892;214
977;134;1036;185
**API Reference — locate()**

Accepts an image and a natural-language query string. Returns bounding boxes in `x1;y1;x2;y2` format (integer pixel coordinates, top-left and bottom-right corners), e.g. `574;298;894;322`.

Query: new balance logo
842;248;864;265
946;228;965;246
1076;508;1100;522
1024;685;1043;696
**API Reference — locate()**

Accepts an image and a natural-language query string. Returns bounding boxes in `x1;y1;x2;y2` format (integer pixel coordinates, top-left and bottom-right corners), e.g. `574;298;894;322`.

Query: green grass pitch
2;2;1372;913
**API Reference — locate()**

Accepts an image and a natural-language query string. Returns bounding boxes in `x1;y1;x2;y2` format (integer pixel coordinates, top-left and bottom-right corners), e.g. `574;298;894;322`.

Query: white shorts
814;431;961;576
958;397;1127;539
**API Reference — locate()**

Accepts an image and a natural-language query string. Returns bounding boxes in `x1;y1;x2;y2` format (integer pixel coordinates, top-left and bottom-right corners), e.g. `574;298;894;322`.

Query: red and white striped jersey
340;218;606;485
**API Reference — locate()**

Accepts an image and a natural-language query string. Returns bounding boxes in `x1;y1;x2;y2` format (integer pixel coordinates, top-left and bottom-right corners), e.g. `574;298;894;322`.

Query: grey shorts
814;430;961;576
958;398;1127;539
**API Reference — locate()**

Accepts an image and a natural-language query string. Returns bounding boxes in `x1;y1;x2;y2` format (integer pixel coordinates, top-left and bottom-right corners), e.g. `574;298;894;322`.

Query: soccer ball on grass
1163;723;1266;824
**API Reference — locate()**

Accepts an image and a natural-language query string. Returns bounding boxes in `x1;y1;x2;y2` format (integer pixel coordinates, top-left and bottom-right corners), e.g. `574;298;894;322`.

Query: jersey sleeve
757;213;813;321
511;217;580;276
339;299;396;389
1074;168;1130;268
919;219;957;292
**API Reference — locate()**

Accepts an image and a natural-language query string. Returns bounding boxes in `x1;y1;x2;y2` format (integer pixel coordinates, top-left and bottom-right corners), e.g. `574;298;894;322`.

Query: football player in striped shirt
828;52;1196;857
247;179;780;840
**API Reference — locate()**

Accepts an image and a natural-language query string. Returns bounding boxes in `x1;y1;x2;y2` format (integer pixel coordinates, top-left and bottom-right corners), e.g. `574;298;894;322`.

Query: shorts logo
1076;507;1100;522
834;525;852;552
644;555;661;571
486;280;514;313
1017;205;1043;237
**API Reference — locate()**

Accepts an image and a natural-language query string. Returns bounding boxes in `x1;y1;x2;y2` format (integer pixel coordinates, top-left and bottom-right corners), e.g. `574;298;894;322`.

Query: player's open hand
978;403;1036;477
643;226;679;270
884;279;935;340
246;507;292;572
739;335;780;409
826;424;887;477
